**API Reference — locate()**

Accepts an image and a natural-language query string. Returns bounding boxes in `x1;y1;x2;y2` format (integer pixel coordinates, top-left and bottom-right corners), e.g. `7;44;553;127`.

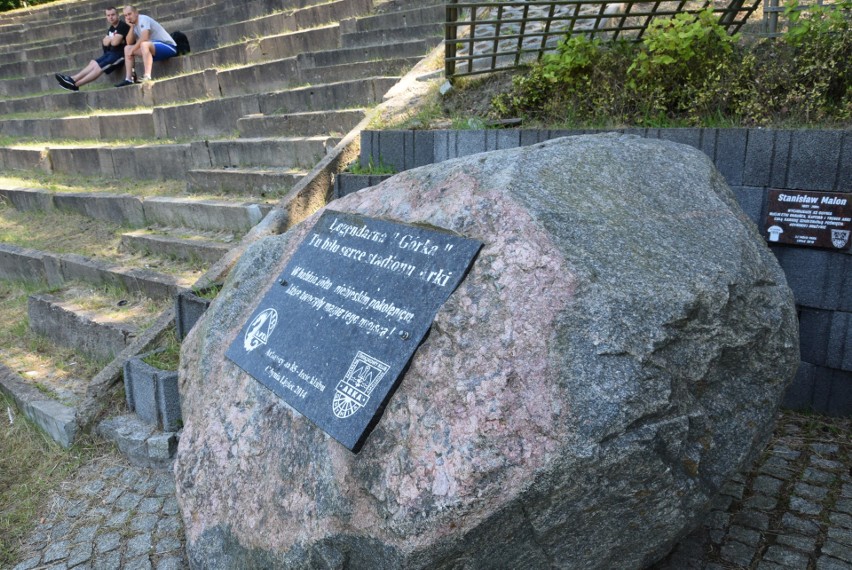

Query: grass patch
0;203;204;283
54;283;166;330
0;391;104;568
348;156;396;175
0;170;185;197
141;329;181;370
0;206;124;256
0;280;105;403
192;282;223;300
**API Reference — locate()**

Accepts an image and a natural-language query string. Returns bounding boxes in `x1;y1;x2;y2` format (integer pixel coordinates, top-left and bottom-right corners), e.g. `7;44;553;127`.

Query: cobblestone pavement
652;412;852;570
11;452;186;570
10;411;852;570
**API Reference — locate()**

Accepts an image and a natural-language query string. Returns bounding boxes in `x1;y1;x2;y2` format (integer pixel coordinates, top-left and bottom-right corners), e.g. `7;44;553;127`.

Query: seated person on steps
115;4;177;87
55;6;129;91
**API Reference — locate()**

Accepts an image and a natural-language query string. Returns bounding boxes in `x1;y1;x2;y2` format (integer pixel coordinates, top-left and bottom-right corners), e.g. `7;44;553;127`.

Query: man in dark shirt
55;6;129;91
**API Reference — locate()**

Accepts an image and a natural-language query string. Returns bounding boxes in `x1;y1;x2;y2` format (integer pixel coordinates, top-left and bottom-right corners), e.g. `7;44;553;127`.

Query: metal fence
444;0;762;78
761;0;844;36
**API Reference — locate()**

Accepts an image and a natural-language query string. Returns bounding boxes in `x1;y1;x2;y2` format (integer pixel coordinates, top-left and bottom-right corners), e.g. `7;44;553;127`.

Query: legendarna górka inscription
226;210;482;451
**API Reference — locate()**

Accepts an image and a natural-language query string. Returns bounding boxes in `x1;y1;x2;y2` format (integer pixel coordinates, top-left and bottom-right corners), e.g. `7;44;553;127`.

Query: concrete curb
97;414;178;469
0;362;77;448
175;286;217;341
77;306;176;433
334;173;393;197
123;351;181;432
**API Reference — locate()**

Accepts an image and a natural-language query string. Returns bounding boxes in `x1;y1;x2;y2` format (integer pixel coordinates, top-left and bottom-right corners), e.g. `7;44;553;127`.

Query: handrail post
445;0;459;81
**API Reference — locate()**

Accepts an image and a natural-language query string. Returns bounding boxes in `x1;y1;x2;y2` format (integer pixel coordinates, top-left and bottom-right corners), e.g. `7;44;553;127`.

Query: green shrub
490;3;852;127
492;36;633;123
626;8;740;122
731;0;851;124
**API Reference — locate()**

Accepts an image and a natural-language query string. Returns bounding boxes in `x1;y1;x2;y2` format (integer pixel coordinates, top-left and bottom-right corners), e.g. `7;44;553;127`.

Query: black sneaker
55;73;78;92
114;78;134;88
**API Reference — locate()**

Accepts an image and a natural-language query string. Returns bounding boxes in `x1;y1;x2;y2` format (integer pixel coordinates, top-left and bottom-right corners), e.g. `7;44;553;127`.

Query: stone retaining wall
359;128;852;415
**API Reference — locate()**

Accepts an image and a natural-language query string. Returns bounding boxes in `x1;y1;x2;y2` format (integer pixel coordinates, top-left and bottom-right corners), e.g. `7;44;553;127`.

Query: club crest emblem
332;352;390;419
831;229;850;249
244;308;278;352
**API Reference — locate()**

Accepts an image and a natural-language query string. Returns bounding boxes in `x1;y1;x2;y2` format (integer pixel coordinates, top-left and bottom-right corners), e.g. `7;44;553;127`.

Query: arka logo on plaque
332;352;390;419
831;229;850;249
243;308;278;352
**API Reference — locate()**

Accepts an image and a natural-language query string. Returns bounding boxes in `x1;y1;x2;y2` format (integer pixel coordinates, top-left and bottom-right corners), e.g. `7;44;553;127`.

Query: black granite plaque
765;189;851;249
226;210;482;452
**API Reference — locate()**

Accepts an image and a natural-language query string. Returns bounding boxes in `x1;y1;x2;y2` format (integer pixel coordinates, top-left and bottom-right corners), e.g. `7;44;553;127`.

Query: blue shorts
95;51;124;74
152;41;178;61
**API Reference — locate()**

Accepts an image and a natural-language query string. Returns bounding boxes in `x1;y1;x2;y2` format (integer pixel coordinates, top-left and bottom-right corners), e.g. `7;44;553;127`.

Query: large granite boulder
175;134;799;569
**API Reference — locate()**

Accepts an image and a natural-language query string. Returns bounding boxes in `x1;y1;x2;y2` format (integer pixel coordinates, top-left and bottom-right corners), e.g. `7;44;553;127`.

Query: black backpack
172;31;190;55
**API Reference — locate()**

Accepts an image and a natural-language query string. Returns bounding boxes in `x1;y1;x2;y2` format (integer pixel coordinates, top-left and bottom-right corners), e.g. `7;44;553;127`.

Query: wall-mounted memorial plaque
226;210;482;452
765;189;851;250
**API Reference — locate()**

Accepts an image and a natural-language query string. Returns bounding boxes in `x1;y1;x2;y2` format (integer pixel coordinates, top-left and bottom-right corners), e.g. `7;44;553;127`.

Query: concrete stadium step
0;3;413;113
0;0;216;58
27;289;166;363
296;38;433;69
119;229;233;264
0;0;275;50
0;0;345;96
0;50;404;121
0;142;194;180
198;0;370;50
237;109;366;137
0;0;219;52
0;243;188;301
0;76;396;151
1;20;338;104
0;84;149;117
140;197;272;233
341;22;445;48
303;57;421;87
0;137;328;181
1;0;379;102
342;3;444;34
158;0;338;50
152;76;397;139
0;68;222;115
175;24;341;75
258;76;400;114
0;111;155;141
219;56;419;98
185;167;307;197
0;184;271;234
201;135;340;168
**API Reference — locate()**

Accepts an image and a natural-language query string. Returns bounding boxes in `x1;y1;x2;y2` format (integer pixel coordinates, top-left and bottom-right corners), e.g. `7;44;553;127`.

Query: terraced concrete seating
0;4;331;99
0;0;446;448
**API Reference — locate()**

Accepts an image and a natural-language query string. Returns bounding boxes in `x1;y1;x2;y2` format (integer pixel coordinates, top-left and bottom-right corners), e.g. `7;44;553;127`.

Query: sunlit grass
0;389;106;569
